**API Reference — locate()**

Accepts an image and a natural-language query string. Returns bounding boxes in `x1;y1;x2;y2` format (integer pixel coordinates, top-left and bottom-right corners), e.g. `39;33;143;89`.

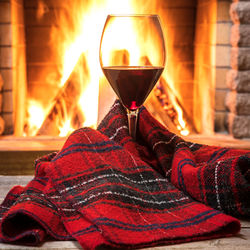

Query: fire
24;99;47;136
175;106;189;136
167;77;190;136
25;0;135;136
59;119;74;137
25;0;190;137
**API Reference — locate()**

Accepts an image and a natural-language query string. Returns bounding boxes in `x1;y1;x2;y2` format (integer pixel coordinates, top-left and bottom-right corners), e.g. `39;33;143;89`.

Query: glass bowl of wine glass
99;14;166;139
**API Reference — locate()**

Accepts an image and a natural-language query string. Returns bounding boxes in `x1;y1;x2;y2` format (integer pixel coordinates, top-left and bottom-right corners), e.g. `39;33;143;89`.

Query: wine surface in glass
102;66;164;111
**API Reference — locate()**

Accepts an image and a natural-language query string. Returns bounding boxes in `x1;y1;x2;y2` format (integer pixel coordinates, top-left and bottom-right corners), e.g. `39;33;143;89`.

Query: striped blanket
0;100;249;249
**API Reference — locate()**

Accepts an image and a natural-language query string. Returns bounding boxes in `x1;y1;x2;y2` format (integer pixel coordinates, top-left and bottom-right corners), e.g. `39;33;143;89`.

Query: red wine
102;66;164;110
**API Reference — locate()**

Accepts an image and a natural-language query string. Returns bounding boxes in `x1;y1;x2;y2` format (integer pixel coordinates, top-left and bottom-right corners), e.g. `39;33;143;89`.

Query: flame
59;119;74;137
25;0;135;136
101;19;140;66
165;76;190;136
175;106;189;136
58;0;136;87
24;99;47;136
25;0;190;137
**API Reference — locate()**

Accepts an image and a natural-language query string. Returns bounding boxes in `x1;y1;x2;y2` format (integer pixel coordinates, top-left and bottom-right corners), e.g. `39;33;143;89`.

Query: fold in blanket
0;100;249;249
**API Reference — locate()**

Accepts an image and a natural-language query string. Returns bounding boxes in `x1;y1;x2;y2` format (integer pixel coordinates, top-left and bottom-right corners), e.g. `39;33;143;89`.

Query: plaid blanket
0;100;249;249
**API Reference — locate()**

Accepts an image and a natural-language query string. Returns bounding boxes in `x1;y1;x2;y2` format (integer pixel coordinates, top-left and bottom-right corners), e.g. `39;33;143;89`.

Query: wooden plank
146;228;250;249
0;133;250;175
0;241;81;250
0;136;65;151
184;134;250;150
1;134;250;152
0;137;65;175
0;151;53;175
0;176;249;250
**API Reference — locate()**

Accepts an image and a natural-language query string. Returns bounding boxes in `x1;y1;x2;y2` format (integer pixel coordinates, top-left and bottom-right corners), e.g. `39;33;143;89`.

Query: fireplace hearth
0;0;250;139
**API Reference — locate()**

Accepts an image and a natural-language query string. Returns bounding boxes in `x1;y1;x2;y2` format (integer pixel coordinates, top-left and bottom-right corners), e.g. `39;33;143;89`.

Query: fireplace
0;0;250;139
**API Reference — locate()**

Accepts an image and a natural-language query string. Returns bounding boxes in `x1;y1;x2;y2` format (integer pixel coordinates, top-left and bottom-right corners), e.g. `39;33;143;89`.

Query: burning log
37;54;88;135
145;77;197;136
142;56;196;135
149;77;197;135
145;91;179;135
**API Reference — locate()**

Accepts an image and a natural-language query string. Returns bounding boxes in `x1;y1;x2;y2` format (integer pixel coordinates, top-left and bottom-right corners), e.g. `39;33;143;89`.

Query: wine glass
99;14;166;139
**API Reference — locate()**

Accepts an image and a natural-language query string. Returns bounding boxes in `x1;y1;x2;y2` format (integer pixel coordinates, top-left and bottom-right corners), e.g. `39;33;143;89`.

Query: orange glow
25;0;190;137
25;0;136;136
59;119;74;137
24;99;47;136
167;78;190;136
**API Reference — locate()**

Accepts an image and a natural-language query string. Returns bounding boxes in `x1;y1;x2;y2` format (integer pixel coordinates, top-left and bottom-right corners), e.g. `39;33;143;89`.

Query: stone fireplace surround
0;0;250;138
194;0;250;138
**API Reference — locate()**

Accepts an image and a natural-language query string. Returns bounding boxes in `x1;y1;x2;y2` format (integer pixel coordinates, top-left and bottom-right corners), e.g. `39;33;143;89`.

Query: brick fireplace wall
226;0;250;138
194;0;233;135
193;0;250;139
156;0;196;121
0;73;4;134
0;0;27;136
23;0;66;111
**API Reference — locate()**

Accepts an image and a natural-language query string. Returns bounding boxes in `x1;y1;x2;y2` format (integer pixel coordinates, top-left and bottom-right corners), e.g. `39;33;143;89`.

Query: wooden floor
0;176;249;250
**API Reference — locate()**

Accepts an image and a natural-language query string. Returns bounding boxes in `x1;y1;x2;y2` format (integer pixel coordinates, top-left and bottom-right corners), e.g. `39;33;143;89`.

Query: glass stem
127;109;139;140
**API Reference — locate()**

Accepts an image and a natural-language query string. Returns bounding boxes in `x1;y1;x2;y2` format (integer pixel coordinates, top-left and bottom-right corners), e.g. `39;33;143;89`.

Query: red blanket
0;100;249;249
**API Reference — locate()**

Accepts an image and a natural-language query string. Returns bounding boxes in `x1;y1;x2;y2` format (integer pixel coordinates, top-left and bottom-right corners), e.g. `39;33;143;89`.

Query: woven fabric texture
0;100;249;249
